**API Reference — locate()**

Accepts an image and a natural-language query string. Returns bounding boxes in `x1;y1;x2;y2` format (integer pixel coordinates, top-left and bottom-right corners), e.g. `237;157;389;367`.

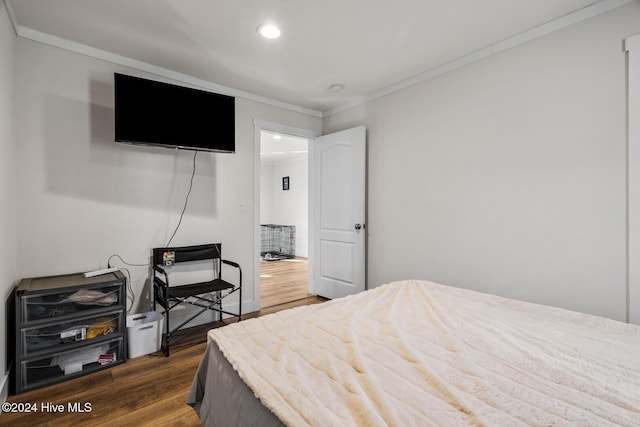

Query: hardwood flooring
3;296;326;427
260;257;309;308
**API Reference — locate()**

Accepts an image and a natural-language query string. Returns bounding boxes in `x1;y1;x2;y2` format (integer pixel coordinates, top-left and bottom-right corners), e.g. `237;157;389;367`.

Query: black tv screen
114;73;235;153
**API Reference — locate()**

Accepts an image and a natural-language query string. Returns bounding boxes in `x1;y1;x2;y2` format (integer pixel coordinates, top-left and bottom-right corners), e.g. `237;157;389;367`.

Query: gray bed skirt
186;339;284;427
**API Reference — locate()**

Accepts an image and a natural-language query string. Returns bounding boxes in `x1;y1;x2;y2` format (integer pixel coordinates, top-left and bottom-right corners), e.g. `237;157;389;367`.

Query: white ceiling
5;0;630;115
261;131;308;164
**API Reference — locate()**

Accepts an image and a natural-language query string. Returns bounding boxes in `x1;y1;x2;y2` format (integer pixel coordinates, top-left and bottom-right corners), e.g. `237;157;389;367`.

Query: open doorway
259;130;311;308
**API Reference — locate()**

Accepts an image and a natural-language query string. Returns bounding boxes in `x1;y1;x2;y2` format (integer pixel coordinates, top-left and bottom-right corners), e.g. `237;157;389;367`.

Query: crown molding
3;0;322;118
4;0;636;120
322;0;637;117
3;0;18;35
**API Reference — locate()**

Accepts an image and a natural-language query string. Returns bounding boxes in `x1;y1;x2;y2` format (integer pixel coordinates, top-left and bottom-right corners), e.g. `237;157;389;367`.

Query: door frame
252;119;321;313
626;33;640;324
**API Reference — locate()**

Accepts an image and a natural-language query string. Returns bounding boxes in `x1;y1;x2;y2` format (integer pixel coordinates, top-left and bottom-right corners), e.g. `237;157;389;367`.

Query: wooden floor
3;296;326;427
260;257;309;308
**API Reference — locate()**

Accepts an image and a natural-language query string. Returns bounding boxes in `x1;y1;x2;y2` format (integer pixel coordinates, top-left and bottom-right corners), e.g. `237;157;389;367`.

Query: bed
186;280;640;426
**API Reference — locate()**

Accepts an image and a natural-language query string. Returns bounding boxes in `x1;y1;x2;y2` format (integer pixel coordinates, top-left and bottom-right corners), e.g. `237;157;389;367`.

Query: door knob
355;223;364;230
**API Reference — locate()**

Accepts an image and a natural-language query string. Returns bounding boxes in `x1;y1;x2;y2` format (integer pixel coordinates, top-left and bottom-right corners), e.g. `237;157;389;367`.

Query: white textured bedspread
208;280;640;426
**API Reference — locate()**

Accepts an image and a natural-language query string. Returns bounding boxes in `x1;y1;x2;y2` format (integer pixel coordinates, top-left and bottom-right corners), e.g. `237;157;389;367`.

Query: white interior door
311;126;366;299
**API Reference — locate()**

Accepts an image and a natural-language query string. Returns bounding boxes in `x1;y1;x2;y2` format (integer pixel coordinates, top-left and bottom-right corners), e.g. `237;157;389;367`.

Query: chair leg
163;308;170;357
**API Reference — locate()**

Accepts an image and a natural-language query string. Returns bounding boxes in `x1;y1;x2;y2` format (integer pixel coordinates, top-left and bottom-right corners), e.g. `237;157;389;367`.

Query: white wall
0;1;17;401
260;161;276;223
261;157;309;257
5;3;638;358
12;36;322;323
324;3;640;321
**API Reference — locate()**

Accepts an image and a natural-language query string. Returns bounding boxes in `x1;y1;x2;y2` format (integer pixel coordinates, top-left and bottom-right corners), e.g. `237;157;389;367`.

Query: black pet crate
261;224;296;260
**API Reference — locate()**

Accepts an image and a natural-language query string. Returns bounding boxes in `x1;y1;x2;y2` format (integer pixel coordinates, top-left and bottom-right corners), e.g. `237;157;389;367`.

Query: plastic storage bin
12;271;127;394
126;311;163;358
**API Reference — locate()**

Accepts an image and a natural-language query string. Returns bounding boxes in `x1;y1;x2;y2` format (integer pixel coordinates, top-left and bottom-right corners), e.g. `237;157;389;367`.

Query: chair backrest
152;243;221;266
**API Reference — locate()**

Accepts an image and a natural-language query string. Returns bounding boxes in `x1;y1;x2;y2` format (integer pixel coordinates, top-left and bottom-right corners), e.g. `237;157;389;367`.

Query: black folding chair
152;243;241;356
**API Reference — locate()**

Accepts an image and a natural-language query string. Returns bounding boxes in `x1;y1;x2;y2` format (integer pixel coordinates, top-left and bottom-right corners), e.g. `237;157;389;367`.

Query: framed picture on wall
282;176;290;190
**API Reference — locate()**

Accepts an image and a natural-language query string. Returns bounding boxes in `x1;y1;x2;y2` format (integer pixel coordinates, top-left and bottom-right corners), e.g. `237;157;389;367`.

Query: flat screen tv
114;73;235;153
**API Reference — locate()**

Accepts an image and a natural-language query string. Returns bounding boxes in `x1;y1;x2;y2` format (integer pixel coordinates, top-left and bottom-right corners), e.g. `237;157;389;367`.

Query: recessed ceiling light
258;24;281;39
328;84;344;93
